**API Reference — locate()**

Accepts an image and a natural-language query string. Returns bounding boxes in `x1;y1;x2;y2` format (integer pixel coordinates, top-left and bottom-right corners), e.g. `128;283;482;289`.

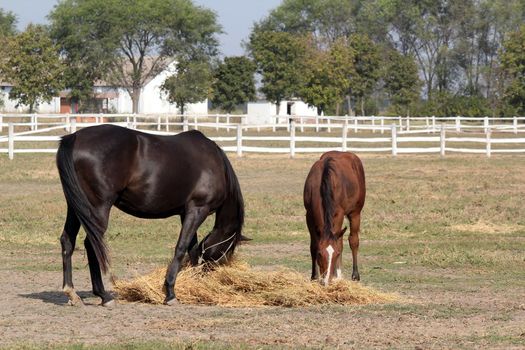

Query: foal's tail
321;157;335;236
216;145;245;243
56;134;110;273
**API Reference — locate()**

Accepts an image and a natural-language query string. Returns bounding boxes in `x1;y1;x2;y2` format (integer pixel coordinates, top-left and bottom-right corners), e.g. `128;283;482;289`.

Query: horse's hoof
64;288;84;306
351;275;360;282
102;299;116;308
67;298;85;307
164;298;179;306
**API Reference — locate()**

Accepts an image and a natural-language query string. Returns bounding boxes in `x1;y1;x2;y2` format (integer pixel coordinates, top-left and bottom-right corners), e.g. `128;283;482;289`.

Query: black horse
56;124;245;306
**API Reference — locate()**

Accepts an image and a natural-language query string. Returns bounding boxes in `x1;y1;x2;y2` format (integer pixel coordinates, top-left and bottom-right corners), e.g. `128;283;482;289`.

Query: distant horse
56;124;245;306
303;151;366;285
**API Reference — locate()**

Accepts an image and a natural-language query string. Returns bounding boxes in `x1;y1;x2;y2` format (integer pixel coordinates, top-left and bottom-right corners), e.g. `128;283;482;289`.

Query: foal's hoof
102;299;116;308
164;297;179;306
351;274;360;282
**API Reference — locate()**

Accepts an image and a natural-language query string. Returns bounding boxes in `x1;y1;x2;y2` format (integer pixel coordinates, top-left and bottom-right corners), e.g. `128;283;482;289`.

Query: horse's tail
321;157;335;237
217;145;244;242
56;133;110;273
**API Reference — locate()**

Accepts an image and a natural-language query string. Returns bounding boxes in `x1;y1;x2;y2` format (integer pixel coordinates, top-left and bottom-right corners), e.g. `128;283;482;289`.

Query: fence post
132;114;137;129
8;123;14;160
354;116;358;133
315;115;319;133
0;114;3;132
513;116;518;134
157;115;161;131
236;124;242;157
33;114;38;131
290;120;296;158
486;129;491;158
165;115;169;132
406;116;410;131
183;115;188;132
70;118;77;133
371;115;376;133
455;115;461;132
432;115;436;133
65;114;71;132
440;125;446;157
391;124;397;157
216;114;219;131
327;117;331;133
227;114;231;133
425;116;429;133
342;119;348;152
380;116;384;134
300;116;304;132
484;116;489;133
193;114;198;130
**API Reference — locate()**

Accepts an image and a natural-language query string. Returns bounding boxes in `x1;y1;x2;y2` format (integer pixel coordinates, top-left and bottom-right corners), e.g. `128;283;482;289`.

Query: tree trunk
346;95;354;116
276;100;281;115
336;103;340;116
131;88;141;114
360;97;365;116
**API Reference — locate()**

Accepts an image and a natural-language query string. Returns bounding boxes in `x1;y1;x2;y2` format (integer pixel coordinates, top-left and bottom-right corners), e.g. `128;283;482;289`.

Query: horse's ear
337;226;347;238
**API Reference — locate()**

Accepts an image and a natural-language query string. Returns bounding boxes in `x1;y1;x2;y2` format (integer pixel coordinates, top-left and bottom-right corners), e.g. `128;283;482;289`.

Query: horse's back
304;151;365;213
60;125;226;217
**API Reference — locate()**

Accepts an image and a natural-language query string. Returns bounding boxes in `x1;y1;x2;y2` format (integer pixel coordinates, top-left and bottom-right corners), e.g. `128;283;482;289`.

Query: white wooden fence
1;113;525;159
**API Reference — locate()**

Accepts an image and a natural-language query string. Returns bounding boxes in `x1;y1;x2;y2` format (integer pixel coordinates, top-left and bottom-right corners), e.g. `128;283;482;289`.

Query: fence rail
1;113;525;159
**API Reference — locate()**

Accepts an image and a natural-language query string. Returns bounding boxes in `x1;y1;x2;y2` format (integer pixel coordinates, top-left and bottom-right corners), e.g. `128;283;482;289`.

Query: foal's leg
60;206;82;306
348;212;361;281
306;214;319;280
83;206;114;307
164;205;209;305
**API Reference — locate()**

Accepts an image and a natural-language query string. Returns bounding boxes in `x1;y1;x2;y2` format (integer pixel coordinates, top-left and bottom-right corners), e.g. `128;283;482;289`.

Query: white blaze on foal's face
323;244;335;285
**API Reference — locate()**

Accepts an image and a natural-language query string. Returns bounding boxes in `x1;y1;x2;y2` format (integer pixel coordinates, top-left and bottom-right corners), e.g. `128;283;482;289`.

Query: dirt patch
450;221;523;234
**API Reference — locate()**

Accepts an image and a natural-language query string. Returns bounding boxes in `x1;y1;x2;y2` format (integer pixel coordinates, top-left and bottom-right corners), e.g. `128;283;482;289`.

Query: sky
0;0;282;57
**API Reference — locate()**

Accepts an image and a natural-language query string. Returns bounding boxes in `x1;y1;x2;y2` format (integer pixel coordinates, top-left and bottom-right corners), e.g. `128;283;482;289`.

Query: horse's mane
320;157;335;238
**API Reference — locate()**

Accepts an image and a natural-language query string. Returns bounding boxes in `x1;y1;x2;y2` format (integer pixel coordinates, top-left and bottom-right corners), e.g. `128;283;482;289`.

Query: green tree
383;50;421;116
0;8;16;37
0;24;64;113
161;60;212;115
50;0;221;113
301;38;355;115
501;25;525;115
255;0;378;46
0;9;17;109
348;34;381;116
211;56;256;113
249;31;307;114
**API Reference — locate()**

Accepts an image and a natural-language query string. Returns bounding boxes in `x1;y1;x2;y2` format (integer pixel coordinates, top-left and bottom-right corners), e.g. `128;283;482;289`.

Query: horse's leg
83;206;113;307
60;206;82;306
306;214;319;280
310;237;319;281
164;205;209;305
334;247;343;280
348;212;361;281
84;238;113;306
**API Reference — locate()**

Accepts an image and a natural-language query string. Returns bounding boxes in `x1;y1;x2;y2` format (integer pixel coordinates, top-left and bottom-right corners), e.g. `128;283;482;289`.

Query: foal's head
317;227;347;285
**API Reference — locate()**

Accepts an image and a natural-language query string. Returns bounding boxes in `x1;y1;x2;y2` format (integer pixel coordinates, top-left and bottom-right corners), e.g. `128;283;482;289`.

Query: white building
0;60;207;115
246;100;318;124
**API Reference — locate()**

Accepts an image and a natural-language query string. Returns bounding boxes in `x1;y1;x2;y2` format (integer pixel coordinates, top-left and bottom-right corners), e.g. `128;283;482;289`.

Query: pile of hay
114;261;396;307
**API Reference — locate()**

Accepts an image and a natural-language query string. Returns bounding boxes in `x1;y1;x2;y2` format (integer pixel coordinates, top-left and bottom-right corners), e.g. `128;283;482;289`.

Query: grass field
0;151;524;349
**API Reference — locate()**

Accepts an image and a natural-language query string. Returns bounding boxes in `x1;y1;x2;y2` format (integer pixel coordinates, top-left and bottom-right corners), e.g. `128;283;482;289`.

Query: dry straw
114;261;397;307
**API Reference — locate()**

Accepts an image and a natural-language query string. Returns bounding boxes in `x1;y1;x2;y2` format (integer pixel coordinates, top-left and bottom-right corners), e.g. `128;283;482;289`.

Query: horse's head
192;231;251;266
317;226;347;285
